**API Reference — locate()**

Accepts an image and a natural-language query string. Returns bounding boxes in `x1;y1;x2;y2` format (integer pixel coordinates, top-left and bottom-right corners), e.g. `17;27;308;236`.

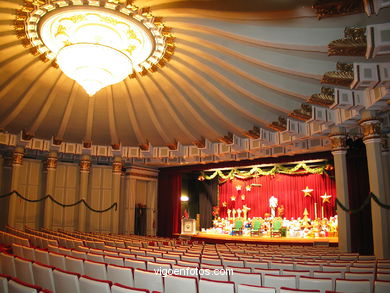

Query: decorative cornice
243;127;260;139
313;0;365;19
289;104;312;121
308;87;335;107
218;132;233;145
321;62;354;87
269;117;287;132
193;137;205;149
328;26;366;56
126;172;158;179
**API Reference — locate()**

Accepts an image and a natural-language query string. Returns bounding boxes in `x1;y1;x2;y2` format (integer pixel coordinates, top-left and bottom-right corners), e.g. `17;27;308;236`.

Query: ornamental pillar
329;127;351;252
360;110;390;258
382;135;390;210
111;157;122;234
43;152;57;229
8;147;24;227
78;155;91;232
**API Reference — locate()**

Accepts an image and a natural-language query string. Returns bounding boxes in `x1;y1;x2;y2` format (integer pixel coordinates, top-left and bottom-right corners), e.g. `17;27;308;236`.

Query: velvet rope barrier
0;190;117;213
336;192;390;214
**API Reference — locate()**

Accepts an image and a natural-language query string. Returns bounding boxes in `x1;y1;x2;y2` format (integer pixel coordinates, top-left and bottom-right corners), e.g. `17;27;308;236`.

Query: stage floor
177;232;338;246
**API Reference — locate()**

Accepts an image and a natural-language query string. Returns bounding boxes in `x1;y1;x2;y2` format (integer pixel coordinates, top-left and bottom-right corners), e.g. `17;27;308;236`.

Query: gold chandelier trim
15;0;175;76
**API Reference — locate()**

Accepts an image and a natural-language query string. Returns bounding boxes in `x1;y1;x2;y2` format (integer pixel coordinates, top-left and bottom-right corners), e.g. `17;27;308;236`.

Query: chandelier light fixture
16;0;174;96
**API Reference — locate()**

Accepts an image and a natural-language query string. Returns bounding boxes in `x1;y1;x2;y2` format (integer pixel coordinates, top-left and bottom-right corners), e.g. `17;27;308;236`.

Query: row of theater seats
22;227;180;249
2;243;390;293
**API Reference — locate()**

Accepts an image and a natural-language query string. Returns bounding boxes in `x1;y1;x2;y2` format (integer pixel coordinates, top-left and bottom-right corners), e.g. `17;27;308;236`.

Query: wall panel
88;165;113;232
52;162;79;230
15;159;42;229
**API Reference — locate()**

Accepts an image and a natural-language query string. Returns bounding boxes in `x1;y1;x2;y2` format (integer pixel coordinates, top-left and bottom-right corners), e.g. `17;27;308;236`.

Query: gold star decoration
236;185;242;191
302;186;313;197
241;194;246;200
230;195;236;201
222;201;227;207
320;193;332;203
246;185;251;191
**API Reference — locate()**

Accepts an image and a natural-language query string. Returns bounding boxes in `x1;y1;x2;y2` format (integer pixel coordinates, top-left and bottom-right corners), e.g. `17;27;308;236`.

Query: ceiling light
21;0;173;96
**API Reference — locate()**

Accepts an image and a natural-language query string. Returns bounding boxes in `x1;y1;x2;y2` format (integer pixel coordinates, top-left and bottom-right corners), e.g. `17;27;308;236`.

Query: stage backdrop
218;173;336;220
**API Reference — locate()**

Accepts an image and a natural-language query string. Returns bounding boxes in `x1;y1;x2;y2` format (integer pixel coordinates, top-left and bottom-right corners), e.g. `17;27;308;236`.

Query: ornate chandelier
16;0;173;96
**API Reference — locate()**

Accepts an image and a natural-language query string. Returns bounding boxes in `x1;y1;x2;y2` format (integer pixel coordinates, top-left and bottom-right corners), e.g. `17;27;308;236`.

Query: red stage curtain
218;173;336;220
157;172;181;236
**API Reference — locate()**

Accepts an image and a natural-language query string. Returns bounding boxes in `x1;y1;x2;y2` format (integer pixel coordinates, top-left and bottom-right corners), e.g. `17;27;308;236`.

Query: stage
175;232;338;246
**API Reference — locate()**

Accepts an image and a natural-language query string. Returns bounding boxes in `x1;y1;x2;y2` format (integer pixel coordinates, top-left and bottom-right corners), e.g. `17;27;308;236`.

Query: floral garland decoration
201;162;326;181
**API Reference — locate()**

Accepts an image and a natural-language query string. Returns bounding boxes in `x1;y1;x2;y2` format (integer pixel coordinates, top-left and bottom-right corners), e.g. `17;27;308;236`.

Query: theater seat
53;268;81;293
8;278;42;293
79;275;112;293
199;279;235;293
107;264;134;287
32;262;55;293
164;274;198;293
111;283;150;293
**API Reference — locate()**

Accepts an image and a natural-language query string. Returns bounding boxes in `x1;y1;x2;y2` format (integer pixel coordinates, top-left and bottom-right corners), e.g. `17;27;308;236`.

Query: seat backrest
264;274;296;292
294;264;320;276
79;275;112;293
298;276;332;293
124;259;146;270
8;279;41;293
374;280;390;293
32;262;55;292
133;268;164;293
87;253;105;263
111;283;149;293
12;244;24;258
345;271;374;292
34;250;49;266
280;287;320;293
147;261;171;272
107;264;134;287
377;273;390;281
14;257;34;284
237;284;276;293
229;271;261;291
53;269;81;293
199;278;235;293
335;278;370;293
226;266;252;273
253;268;280;284
245;261;269;270
0;274;10;293
49;252;66;270
84;260;107;280
0;253;16;277
313;271;342;289
223;259;244;268
104;256;124;266
65;256;85;275
22;247;35;261
164;274;197;293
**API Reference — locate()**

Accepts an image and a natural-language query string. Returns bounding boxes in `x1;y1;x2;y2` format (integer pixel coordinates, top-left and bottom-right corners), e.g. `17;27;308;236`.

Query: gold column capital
112;157;123;174
46;152;58;170
12;147;24;166
329;127;348;152
79;155;91;173
359;119;382;141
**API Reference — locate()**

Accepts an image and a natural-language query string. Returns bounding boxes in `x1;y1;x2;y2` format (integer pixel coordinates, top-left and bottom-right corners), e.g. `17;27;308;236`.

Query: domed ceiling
0;0;389;166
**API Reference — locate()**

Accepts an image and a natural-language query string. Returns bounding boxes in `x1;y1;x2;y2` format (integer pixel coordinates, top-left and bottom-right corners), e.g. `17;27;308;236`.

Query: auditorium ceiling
0;0;389;166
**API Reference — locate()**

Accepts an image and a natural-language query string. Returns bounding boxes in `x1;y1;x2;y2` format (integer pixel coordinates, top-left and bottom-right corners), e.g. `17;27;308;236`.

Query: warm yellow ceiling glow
23;0;171;96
